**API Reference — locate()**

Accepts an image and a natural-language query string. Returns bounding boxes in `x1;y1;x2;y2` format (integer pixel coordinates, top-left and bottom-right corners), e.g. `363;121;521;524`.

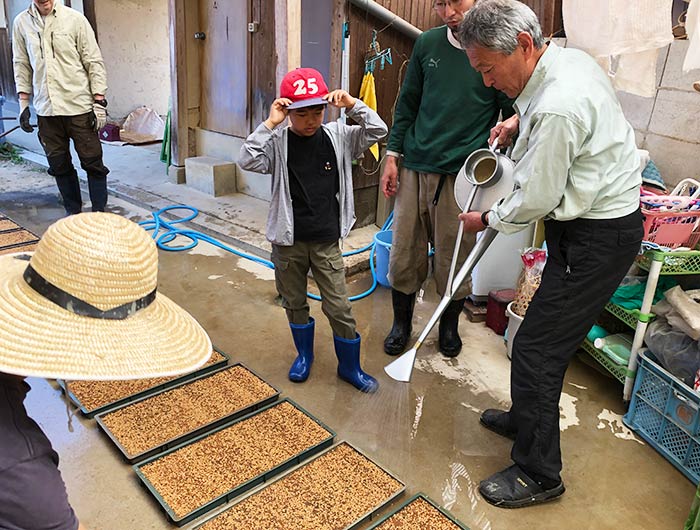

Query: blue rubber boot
289;318;314;382
333;333;379;393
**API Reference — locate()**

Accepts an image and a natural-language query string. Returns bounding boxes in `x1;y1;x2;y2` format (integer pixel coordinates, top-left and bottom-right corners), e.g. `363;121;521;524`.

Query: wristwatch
94;99;108;108
480;210;490;226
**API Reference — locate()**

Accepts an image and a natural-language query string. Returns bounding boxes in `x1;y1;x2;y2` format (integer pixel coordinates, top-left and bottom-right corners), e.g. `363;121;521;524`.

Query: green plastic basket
637;250;700;275
604;302;650;330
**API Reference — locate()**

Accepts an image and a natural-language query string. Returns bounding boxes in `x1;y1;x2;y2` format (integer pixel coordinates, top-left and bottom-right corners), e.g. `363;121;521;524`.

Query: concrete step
184;156;237;197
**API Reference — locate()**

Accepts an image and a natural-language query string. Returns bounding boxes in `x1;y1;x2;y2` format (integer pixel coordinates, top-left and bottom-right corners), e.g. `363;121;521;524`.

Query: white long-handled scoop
384;227;499;382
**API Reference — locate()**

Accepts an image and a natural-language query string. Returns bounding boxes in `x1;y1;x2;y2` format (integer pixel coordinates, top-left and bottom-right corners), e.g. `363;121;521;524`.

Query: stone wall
617;41;699;189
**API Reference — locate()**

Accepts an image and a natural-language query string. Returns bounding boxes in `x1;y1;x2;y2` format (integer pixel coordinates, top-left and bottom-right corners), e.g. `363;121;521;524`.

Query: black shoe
479;464;565;509
439;298;465;357
384;290;416;356
480;409;517;440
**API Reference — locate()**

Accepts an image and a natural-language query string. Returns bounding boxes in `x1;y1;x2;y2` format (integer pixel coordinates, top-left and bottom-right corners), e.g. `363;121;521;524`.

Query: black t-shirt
287;128;341;242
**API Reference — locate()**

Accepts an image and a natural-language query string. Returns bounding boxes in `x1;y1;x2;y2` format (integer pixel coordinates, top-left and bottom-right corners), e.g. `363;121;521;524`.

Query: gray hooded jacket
238;100;387;246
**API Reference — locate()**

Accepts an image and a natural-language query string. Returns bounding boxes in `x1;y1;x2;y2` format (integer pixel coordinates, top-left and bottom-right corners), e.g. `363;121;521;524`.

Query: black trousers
37;113;109;214
509;209;643;482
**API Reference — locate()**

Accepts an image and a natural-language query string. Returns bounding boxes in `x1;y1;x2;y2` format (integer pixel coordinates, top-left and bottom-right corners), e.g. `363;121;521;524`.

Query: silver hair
457;0;545;54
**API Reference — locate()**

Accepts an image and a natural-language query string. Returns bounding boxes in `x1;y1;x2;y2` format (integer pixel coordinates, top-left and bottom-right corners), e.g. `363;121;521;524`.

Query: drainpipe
347;0;422;40
0;96;5;144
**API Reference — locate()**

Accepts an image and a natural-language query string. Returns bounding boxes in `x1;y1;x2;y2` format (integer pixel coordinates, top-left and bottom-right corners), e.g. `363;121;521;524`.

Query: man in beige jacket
13;0;109;215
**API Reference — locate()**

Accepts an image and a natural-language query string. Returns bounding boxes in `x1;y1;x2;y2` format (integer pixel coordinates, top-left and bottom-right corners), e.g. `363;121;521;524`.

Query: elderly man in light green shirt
457;0;643;509
13;0;110;215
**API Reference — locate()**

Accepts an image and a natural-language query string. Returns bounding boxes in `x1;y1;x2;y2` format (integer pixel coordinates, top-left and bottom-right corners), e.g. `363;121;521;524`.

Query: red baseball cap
280;68;329;109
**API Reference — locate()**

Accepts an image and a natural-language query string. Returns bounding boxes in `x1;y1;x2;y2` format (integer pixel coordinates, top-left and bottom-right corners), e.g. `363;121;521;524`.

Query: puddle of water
236;257;275;281
415;351;510;406
597;408;644;444
460;394;578;432
187;241;225;257
441;462;492;530
339;382;413;476
460;401;481;414
410;395;424;440
559;392;579;431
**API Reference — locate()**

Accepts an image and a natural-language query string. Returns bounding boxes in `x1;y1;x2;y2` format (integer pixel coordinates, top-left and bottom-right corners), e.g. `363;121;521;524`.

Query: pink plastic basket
642;208;700;249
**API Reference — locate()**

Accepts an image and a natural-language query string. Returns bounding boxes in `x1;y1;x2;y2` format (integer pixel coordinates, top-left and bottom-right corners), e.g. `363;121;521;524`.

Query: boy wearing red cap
239;68;387;393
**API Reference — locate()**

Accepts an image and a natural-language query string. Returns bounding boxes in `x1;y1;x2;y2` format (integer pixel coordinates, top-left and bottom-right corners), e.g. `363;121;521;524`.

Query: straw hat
0;213;212;380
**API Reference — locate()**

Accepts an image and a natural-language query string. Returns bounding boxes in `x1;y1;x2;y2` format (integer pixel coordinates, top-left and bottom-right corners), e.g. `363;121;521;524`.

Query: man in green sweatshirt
381;0;513;358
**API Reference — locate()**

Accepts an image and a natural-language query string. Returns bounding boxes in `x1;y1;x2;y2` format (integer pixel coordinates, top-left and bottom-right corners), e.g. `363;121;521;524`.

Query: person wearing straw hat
0;213;212;530
457;0;643;508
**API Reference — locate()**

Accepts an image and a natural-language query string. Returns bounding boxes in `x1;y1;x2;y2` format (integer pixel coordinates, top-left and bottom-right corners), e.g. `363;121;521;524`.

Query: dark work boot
439;298;465;357
383;289;416;356
87;175;108;212
54;171;83;215
334;333;379;393
288;317;314;382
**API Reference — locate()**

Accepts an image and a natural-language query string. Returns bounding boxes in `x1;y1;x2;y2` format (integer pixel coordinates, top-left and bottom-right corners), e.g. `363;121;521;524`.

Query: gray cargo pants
388;168;476;298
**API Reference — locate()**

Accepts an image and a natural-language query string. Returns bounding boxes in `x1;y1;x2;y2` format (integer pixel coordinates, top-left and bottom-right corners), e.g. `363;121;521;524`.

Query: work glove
91;103;107;132
19;99;33;133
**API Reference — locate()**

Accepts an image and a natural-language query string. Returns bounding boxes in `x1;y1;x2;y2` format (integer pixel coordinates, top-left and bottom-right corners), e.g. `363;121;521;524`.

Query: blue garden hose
139;205;393;302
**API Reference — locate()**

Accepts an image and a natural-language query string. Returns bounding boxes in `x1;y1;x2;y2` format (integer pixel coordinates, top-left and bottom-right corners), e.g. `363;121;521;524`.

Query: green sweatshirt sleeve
386;36;424;155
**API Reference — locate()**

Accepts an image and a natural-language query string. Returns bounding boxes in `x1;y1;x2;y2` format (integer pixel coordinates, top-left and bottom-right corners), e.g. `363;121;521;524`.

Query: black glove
19;100;33;133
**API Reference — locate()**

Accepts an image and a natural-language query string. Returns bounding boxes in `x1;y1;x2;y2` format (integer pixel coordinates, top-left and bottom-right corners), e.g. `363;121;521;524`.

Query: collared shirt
488;43;641;235
12;2;108;116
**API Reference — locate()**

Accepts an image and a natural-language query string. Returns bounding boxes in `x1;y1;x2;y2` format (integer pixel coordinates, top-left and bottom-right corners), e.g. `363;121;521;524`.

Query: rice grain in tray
0;219;20;231
372;496;465;529
139;400;333;520
98;365;277;460
65;350;225;412
0;243;38;255
197;442;404;530
0;229;39;248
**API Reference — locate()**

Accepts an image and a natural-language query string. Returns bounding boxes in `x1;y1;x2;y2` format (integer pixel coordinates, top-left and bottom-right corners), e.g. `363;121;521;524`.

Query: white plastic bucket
505;301;523;360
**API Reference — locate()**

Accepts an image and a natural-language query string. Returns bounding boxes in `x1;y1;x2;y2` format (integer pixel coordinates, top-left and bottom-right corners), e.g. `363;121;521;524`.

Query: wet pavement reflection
1;161;693;529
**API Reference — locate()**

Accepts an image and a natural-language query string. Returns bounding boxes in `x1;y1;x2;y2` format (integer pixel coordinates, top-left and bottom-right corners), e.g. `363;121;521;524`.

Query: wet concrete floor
0;160;694;529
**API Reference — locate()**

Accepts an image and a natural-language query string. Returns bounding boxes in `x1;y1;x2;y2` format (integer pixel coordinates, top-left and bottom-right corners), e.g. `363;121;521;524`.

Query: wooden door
199;0;249;136
249;0;276;130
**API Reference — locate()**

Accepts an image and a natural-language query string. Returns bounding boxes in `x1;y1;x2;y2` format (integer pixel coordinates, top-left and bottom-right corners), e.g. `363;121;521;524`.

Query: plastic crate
623;351;700;484
642;208;700;249
637;250;700;275
604;302;651;330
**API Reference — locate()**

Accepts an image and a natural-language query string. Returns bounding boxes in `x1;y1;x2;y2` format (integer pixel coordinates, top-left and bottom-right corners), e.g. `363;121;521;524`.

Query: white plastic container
505;301;523;360
471;225;535;301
